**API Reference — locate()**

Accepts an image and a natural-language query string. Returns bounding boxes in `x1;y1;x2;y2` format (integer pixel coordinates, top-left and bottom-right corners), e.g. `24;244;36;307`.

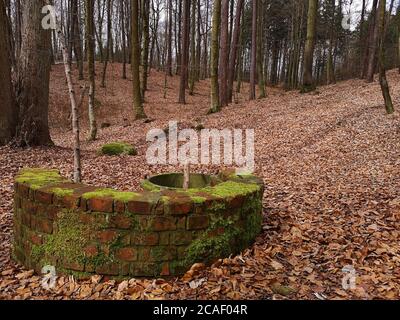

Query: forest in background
1;0;400;148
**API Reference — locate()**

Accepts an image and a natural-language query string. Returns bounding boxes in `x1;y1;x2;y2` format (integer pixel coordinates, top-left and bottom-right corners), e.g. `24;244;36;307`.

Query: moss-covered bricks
13;168;264;279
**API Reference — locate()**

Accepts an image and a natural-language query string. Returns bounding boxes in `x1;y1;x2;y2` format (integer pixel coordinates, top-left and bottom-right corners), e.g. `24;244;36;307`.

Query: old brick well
13;168;264;278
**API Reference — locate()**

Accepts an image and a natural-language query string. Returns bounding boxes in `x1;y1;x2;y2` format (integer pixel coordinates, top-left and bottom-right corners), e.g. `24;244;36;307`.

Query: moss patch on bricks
82;188;140;202
51;187;75;197
31;210;112;270
16;168;65;190
99;142;137;156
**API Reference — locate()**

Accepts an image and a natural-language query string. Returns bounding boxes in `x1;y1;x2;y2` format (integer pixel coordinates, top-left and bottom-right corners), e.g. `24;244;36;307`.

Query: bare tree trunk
132;0;147;119
209;0;221;113
53;11;83;183
15;0;52;147
86;0;97;140
166;0;173;76
257;0;266;98
227;0;244;103
377;0;394;114
301;0;318;93
179;0;190;104
101;0;112;88
141;0;150;99
121;0;127;79
71;0;83;80
366;0;379;83
219;0;229;106
249;0;258;100
0;0;16;145
189;0;196;95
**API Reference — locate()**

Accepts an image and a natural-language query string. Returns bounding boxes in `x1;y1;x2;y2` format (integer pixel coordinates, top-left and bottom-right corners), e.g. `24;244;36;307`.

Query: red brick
114;201;126;213
150;217;176;231
54;195;80;209
35;189;54;204
97;230;118;243
36;218;53;234
42;205;59;220
84;245;99;257
187;216;209;230
116;247;138;261
160;263;170;276
88;197;113;213
30;233;43;245
127;199;153;214
159;232;169;245
229;195;245;209
24;201;38;215
110;214;132;229
170;231;192;245
18;184;30;198
64;260;85;272
21;213;31;227
95;263;120;276
131;233;159;245
166;199;193;215
177;217;186;229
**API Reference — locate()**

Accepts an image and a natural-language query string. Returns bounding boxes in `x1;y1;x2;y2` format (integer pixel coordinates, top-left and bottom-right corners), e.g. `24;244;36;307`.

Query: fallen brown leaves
1;65;400;300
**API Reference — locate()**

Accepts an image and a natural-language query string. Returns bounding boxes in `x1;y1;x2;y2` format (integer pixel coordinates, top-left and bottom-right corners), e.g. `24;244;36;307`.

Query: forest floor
1;63;400;300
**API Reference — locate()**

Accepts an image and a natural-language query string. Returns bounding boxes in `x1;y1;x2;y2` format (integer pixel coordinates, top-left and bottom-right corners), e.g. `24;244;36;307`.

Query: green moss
99;142;137;156
191;196;207;204
204;181;260;198
51;187;74;197
31;210;113;271
141;179;160;192
185;218;240;266
82;188;139;202
16;168;65;190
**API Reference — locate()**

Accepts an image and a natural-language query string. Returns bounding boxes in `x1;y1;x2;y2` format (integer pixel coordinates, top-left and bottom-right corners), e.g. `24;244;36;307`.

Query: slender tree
86;0;97;140
209;0;221;113
219;0;229;106
227;0;244;103
377;0;394;114
249;0;258;100
257;0;266;98
179;0;190;104
132;0;147;118
301;0;318;93
141;0;150;99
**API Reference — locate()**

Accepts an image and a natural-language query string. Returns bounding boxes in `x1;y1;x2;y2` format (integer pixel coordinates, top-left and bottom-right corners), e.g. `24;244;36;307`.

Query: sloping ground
1;64;400;299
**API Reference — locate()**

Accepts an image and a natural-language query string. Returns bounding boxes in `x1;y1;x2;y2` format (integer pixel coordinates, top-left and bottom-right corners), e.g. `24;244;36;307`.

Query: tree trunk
121;0;127;79
378;0;394;114
189;0;196;95
86;0;97;140
249;0;258;100
0;0;16;145
219;0;229;106
257;0;266;98
366;0;379;83
166;0;173;76
71;0;83;80
15;0;52;147
132;0;147;119
227;0;244;103
101;0;112;88
141;0;150;99
179;0;190;104
301;0;318;93
209;0;221;113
